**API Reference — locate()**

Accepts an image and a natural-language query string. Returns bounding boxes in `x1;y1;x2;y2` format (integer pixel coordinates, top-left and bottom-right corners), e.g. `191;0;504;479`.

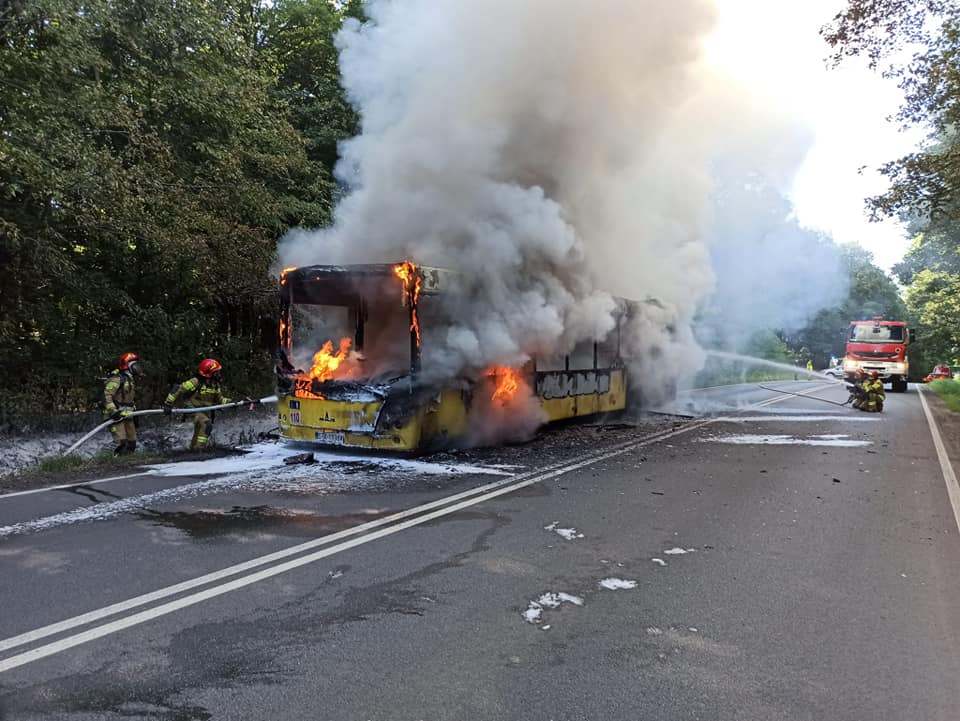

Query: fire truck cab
841;317;913;392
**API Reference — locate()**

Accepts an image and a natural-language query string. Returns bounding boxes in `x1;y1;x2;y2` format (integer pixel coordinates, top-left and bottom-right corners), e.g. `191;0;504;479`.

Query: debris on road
598;578;637;590
283;452;316;466
544;521;584;540
651;558;667;566
522;592;584;624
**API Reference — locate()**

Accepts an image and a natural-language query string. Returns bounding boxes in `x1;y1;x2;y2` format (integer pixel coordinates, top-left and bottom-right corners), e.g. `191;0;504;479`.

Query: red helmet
198;358;223;378
118;352;139;371
870;370;880;379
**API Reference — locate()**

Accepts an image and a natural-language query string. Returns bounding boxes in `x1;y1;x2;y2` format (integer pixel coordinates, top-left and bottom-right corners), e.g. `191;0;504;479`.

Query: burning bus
276;262;634;451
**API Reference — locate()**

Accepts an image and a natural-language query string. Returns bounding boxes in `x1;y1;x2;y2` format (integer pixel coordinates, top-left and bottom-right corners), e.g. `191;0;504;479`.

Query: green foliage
0;0;356;421
928;379;960;412
824;2;960;221
19;449;165;480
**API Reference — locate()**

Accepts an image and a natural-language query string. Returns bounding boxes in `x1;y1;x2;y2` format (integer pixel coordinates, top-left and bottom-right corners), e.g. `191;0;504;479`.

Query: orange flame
487;366;522;404
309;337;353;382
393;261;423;346
280;266;297;285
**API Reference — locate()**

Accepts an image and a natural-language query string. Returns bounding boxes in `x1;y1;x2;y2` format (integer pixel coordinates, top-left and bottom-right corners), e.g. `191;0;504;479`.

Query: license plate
315;430;346;445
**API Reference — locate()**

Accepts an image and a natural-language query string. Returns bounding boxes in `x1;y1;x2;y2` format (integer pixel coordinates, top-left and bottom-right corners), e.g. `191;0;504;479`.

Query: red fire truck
841;317;914;392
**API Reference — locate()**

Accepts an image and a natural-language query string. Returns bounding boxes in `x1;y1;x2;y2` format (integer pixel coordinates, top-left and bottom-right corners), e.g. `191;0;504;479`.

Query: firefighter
103;352;144;455
848;370;885;412
163;359;235;450
864;370;886;413
848;369;869;410
806;359;815;373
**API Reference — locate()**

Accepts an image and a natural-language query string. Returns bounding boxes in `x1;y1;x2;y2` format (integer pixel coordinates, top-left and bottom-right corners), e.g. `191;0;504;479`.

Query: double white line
0;386;826;673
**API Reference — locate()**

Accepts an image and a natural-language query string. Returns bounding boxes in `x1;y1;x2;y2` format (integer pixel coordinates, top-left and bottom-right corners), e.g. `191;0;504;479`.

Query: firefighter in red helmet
163;359;245;450
103;352;144;455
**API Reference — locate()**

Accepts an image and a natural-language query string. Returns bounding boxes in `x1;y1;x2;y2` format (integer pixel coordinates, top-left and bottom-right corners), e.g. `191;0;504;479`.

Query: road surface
0;381;958;720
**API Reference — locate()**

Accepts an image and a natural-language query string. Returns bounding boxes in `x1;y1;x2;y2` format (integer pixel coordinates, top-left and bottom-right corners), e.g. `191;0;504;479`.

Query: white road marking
0;384;831;672
0;422;701;658
702;434;871;448
0;473;150;500
918;388;960;535
713;416;877;423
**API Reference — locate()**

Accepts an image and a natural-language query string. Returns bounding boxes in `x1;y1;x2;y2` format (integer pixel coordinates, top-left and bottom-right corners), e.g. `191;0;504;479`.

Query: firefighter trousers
109;418;137;443
190;412;214;450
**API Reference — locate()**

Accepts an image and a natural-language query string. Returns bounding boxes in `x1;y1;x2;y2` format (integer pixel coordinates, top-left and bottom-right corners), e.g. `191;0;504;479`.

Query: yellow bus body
278;368;627;452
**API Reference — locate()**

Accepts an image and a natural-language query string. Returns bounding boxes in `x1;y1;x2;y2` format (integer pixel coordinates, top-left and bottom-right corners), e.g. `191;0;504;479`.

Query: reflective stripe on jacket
165;377;230;408
103;370;135;414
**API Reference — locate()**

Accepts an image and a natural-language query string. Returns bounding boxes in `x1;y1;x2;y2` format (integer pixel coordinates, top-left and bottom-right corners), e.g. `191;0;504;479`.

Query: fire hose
63;395;279;456
756;384;852;407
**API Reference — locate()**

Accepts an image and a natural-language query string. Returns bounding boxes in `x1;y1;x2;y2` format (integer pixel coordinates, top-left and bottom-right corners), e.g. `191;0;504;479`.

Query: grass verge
928;379;960;412
14;451;166;482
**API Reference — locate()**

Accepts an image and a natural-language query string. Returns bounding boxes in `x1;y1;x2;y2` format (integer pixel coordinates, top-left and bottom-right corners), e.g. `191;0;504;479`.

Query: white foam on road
735;407;848;415
663;547;695;555
702;434;871;448
0;442;512;539
713;416;878;423
522;591;584;624
598;578;637;590
522;606;543;623
544;521;584;540
651;558;667;566
148;442;510;478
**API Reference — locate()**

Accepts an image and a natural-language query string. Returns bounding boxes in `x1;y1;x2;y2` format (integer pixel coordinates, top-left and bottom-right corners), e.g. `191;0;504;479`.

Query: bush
928;379;960;412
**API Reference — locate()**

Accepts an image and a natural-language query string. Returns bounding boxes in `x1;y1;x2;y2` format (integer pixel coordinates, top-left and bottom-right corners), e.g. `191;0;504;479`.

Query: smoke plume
279;0;845;406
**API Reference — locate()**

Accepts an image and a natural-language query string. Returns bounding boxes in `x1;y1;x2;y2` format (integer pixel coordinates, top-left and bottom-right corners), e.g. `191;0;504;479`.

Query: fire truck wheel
891;378;908;393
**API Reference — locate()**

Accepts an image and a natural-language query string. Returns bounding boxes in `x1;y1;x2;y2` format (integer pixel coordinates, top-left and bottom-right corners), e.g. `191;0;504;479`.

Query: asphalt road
1;381;958;721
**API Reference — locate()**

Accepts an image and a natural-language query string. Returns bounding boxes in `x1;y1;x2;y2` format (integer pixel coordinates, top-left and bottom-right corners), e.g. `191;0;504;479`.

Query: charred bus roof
280;263;454;303
279;262;650;313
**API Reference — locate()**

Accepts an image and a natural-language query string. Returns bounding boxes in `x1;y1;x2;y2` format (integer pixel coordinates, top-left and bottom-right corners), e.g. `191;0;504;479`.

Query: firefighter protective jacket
165;377;230;408
103;370;136;414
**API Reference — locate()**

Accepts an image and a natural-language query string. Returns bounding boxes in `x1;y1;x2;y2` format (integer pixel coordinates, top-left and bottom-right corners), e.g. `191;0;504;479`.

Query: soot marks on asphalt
0;659;218;721
421;508;510;529
509;481;551;497
77;510;514;701
63;484;125;504
134;505;394;540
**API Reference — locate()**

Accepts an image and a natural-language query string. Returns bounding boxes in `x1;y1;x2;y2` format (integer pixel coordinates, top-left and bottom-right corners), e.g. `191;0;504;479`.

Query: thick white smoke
279;0;845;402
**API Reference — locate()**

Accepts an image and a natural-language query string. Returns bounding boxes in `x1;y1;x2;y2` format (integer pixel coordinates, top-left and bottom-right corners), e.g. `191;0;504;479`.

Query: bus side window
568;340;595;371
537;353;567;372
597;331;619;369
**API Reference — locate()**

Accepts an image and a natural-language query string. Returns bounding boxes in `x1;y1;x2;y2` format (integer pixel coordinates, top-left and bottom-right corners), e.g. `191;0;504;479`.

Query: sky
707;0;927;272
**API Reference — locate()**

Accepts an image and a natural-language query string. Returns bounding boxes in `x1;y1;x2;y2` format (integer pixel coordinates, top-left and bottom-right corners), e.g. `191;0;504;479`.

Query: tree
904;269;960;366
0;0;347;421
262;0;361;177
823;2;960;221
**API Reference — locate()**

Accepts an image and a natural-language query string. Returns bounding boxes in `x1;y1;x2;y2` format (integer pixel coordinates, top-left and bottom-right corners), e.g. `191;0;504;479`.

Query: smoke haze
279;0;849;398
